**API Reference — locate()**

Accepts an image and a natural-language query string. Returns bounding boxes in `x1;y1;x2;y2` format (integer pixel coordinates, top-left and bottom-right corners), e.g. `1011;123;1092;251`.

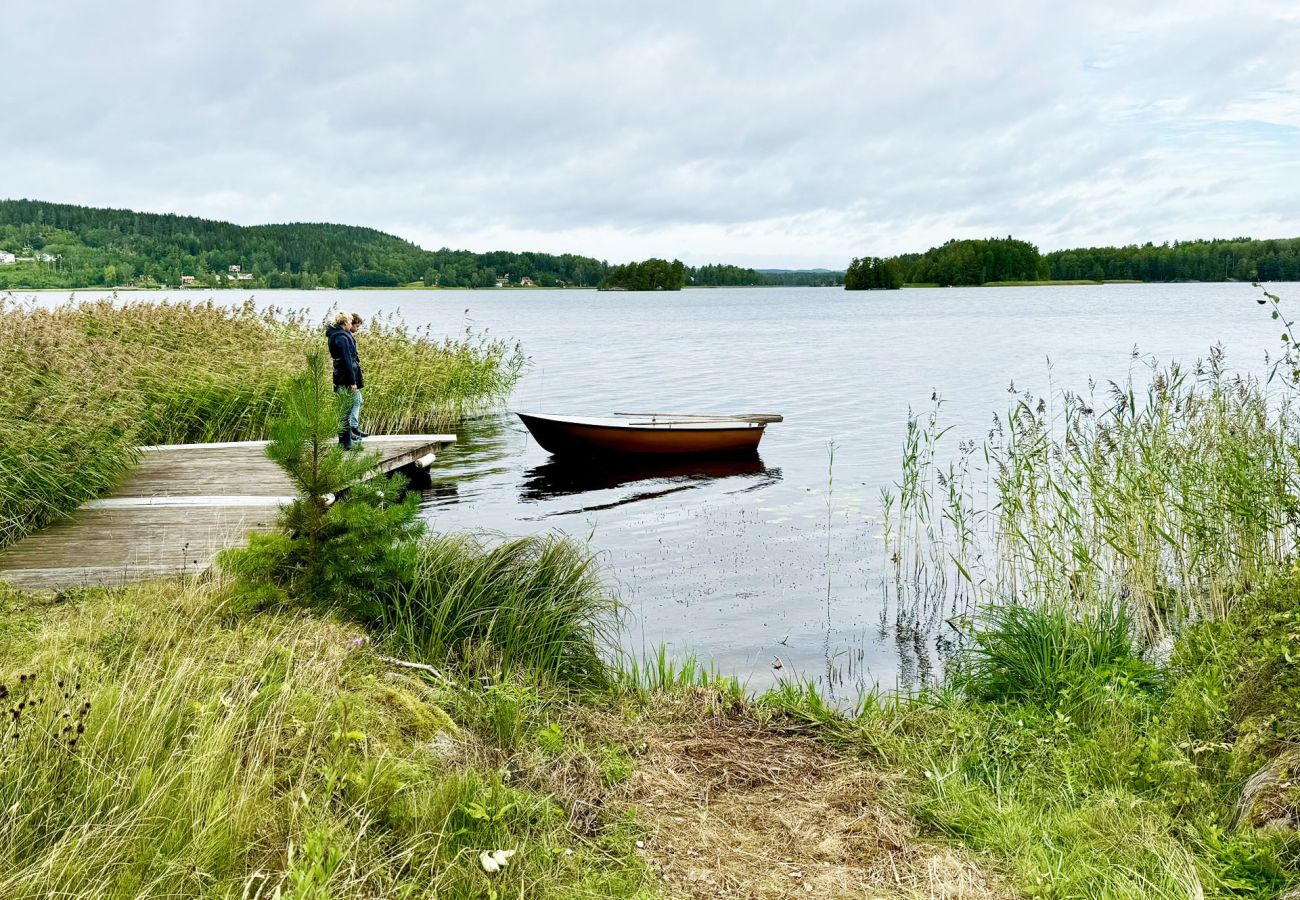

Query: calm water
59;282;1297;693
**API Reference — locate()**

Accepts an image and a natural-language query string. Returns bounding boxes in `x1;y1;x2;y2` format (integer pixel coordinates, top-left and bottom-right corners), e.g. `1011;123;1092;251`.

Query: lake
59;282;1298;694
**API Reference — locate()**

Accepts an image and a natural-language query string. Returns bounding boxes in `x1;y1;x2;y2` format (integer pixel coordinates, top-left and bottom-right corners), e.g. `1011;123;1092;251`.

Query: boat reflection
520;453;781;508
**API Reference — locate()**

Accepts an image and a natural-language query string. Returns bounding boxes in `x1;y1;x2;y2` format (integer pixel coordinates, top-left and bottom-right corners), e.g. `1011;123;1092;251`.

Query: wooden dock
0;435;455;591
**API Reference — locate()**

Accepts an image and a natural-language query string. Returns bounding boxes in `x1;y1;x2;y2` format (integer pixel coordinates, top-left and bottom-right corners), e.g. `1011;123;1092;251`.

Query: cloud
2;0;1297;267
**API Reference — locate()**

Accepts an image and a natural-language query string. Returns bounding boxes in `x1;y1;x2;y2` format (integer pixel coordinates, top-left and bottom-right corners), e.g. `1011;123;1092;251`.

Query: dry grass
407;678;1009;900
604;692;1008;900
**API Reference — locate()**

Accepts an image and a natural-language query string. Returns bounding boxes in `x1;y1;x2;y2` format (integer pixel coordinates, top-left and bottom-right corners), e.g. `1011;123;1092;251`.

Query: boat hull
517;413;766;457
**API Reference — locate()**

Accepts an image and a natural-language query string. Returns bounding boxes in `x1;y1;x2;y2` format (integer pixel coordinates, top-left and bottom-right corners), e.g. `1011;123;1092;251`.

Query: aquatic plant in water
884;344;1300;644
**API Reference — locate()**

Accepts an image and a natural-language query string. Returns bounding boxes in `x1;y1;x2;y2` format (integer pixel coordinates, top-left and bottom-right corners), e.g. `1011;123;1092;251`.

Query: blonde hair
333;311;352;326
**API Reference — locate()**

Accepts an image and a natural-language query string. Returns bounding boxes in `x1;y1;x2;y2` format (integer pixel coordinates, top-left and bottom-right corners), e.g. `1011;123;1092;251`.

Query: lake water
51;282;1299;694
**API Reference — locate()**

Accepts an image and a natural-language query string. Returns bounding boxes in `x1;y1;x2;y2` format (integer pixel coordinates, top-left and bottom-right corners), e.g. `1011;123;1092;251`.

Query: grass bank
0;296;524;548
764;577;1300;898
867;321;1300;895
0;562;1007;899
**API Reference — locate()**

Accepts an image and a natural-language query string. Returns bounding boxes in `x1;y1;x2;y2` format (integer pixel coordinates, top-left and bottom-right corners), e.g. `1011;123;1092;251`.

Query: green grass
0;578;653;899
951;602;1159;708
380;534;622;691
615;644;746;703
756;564;1300;899
0;297;524;549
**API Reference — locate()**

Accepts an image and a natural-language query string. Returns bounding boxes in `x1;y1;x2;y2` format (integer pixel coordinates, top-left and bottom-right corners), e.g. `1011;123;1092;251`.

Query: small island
597;257;686;291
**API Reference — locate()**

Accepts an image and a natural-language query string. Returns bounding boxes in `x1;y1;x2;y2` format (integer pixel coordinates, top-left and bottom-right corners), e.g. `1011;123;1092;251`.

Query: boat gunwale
515;412;766;433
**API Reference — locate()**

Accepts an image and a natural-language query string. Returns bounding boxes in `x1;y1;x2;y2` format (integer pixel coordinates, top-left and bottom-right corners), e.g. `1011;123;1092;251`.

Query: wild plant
217;351;424;615
886;347;1300;643
381;533;621;690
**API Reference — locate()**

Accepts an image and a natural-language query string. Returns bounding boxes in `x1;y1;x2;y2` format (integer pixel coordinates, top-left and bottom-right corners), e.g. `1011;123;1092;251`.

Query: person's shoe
351;426;371;439
338;429;354;450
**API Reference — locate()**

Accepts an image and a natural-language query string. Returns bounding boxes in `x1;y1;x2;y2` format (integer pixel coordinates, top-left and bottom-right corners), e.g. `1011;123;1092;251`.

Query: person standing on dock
326;312;367;449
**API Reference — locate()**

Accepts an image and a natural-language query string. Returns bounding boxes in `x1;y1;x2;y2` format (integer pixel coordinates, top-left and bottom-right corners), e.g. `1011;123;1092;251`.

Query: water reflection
517;452;780;509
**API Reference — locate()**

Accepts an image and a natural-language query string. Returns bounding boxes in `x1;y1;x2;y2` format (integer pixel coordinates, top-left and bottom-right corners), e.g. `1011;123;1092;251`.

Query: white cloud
2;0;1297;267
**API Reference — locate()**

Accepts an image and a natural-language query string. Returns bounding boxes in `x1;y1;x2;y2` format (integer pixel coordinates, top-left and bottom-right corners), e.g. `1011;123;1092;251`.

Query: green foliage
686;263;767;286
953;602;1159;709
218;353;424;615
754;268;846;287
844;255;904;290
381;534;621;690
598;258;686;291
1047;236;1300;282
766;570;1300;898
615;645;746;703
0;199;613;290
0;580;653;898
890;236;1048;286
886;351;1300;640
861;234;1300;286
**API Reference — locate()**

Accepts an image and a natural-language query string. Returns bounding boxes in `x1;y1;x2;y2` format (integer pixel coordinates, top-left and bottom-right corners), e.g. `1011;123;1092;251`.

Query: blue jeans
339;388;362;431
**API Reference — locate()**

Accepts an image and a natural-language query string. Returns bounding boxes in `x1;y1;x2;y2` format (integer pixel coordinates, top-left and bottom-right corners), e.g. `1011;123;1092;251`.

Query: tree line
0;199;843;290
845;234;1300;289
1045;237;1300;283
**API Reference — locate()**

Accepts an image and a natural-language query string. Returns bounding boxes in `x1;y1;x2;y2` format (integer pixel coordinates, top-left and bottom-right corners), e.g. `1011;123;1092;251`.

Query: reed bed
884;349;1300;640
0;296;523;548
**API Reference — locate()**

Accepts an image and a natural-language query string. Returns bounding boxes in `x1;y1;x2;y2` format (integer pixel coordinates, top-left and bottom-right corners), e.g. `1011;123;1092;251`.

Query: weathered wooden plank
0;435;455;590
117;436;454;497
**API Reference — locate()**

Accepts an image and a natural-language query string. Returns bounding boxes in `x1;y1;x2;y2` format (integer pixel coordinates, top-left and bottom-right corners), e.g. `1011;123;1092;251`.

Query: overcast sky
3;1;1298;268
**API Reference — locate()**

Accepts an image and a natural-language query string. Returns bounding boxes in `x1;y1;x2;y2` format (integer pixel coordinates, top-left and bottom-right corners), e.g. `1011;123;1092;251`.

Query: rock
1235;748;1300;833
422;731;460;762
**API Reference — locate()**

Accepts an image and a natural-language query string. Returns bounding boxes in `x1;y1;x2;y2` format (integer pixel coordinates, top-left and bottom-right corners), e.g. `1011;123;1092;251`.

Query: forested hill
848;235;1300;288
0;199;610;289
0;199;841;289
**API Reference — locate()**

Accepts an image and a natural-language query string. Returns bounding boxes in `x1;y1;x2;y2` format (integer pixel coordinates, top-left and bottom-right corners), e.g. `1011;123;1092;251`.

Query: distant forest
847;235;1300;289
0;199;840;290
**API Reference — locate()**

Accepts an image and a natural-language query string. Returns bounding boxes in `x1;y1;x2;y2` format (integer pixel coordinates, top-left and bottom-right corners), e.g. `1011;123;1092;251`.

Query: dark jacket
326;324;364;389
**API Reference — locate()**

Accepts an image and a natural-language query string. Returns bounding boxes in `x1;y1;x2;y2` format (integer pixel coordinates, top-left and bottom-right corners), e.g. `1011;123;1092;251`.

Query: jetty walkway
0;435;454;591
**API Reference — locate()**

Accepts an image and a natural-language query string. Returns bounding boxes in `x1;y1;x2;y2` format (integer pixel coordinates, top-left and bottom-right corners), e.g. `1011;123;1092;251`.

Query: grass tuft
381;533;622;691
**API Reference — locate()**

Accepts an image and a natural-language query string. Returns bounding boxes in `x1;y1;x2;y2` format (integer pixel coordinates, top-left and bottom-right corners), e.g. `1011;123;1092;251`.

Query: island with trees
598;258;686;291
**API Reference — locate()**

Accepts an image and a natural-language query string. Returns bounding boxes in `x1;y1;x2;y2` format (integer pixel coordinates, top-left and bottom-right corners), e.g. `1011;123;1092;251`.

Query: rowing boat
516;412;780;457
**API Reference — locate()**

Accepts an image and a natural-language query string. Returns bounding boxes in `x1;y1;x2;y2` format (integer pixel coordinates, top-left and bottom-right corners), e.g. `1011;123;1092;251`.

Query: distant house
236;272;253;280
0;252;15;265
229;265;242;273
519;276;536;286
495;274;510;287
37;253;57;263
180;275;196;285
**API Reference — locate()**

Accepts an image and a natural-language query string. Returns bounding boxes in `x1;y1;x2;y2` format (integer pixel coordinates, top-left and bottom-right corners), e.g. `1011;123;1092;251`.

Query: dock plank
0;435;455;591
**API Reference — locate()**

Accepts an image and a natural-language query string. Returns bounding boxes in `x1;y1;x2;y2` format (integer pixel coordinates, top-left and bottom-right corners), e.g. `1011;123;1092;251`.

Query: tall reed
0;296;524;548
886;349;1300;640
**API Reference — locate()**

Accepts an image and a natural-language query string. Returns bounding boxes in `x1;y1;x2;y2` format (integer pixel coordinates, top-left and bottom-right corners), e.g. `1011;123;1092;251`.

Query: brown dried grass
612;691;1009;900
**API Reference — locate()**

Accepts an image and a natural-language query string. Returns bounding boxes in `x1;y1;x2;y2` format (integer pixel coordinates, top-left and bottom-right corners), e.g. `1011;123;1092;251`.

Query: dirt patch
618;702;1008;900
